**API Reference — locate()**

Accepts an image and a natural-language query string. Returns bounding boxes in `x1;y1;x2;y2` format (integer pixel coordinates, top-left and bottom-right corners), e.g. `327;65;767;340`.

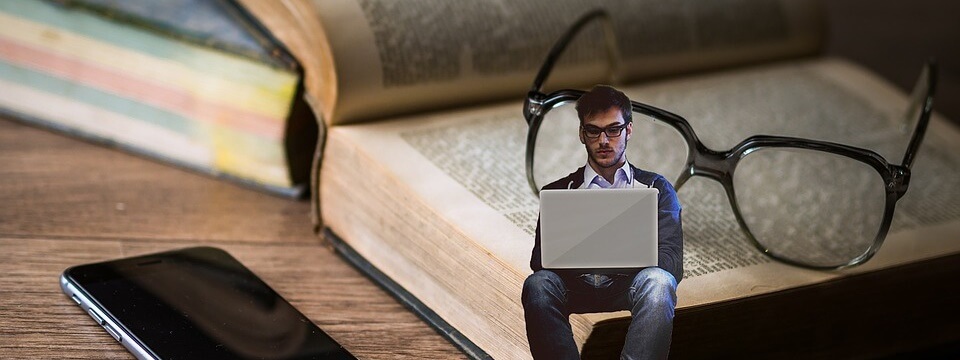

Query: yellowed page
322;57;960;358
244;0;824;126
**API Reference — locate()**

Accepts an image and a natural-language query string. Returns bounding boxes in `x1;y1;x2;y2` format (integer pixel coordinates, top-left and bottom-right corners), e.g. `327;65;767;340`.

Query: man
522;85;684;360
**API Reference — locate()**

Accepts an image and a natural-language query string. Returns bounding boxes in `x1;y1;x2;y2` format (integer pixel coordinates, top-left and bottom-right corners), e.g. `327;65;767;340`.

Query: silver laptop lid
539;188;659;270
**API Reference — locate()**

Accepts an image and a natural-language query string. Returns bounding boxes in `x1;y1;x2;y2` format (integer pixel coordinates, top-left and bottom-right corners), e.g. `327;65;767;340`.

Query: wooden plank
0;237;464;359
0;119;311;244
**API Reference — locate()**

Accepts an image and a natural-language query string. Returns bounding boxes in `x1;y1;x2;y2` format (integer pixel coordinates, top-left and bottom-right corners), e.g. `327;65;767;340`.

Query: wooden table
0;118;465;359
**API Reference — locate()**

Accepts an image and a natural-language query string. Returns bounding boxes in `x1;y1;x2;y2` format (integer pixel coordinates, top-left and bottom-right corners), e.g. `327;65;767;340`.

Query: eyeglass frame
522;9;938;270
581;123;628;139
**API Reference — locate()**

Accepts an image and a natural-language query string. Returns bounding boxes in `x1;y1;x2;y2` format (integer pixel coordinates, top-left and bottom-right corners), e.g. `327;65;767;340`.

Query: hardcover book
0;0;316;197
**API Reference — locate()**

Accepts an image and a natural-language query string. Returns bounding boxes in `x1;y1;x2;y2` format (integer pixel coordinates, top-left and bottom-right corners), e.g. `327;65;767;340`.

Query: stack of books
0;0;315;197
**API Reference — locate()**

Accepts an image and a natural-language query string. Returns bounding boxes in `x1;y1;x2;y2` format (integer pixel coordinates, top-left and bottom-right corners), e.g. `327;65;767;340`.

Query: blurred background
825;0;960;125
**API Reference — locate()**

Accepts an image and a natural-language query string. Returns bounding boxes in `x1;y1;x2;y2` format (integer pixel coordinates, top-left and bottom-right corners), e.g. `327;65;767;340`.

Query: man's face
580;107;632;170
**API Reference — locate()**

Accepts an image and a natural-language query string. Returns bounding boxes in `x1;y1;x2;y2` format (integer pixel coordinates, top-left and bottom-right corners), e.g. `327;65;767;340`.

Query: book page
243;0;823;125
335;58;960;309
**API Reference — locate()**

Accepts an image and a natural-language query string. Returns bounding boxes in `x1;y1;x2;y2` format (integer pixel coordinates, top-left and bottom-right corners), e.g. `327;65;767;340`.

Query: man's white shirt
582;159;634;189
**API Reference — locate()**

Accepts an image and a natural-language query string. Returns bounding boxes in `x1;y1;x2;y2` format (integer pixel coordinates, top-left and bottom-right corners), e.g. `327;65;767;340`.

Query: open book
250;1;960;358
235;0;960;358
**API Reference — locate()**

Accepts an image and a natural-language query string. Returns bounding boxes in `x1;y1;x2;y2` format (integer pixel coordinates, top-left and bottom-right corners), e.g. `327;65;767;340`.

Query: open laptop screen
539;188;659;270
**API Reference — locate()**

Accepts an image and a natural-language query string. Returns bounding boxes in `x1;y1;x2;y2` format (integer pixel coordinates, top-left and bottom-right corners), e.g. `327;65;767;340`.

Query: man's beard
589;143;625;168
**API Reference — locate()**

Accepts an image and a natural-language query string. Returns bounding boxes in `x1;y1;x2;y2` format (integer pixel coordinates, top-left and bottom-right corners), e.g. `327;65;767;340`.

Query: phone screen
63;247;355;360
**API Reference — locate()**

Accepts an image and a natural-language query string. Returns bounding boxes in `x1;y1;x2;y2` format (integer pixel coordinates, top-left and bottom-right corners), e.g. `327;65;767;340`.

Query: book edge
52;0;297;70
323;227;492;360
1;107;306;198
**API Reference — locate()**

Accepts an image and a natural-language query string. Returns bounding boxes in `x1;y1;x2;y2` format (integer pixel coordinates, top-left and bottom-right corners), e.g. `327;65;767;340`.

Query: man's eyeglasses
523;10;938;270
582;124;627;139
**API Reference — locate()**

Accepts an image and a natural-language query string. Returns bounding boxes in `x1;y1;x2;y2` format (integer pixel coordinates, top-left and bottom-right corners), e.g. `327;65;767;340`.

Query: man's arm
653;175;684;283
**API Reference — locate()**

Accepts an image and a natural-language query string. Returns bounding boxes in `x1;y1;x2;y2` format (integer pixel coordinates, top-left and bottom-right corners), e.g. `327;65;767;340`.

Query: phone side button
103;323;122;342
86;308;104;325
71;295;82;305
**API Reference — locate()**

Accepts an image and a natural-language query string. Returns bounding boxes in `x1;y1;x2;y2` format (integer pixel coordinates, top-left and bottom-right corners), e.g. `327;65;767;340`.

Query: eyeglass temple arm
900;59;938;170
528;9;621;96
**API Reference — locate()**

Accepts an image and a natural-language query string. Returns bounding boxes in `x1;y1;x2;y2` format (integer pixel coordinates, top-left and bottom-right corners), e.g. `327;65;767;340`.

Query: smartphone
61;246;356;359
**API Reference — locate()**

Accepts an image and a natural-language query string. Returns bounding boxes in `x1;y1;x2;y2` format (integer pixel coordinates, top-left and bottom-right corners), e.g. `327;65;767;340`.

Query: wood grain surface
0;119;315;244
0;118;464;359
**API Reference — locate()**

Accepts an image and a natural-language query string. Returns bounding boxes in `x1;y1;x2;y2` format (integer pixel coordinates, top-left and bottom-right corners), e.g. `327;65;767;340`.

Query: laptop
539;188;659;270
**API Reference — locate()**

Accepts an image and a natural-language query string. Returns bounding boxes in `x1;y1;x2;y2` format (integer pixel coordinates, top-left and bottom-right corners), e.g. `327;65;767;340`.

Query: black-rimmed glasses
523;10;938;270
582;124;627;139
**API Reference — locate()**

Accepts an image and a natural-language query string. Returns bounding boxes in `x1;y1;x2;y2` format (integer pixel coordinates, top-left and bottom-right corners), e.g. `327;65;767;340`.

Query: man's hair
576;85;632;124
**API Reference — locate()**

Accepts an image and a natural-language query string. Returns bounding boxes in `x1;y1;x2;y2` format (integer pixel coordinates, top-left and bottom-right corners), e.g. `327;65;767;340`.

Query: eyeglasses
582;124;627;139
523;10;938;270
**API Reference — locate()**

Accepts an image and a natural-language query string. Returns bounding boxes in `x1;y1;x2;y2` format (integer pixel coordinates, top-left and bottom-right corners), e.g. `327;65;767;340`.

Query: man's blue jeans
521;267;677;360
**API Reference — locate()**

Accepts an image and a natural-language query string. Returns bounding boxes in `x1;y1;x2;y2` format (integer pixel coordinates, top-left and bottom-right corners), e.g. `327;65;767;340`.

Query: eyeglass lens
732;148;887;267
